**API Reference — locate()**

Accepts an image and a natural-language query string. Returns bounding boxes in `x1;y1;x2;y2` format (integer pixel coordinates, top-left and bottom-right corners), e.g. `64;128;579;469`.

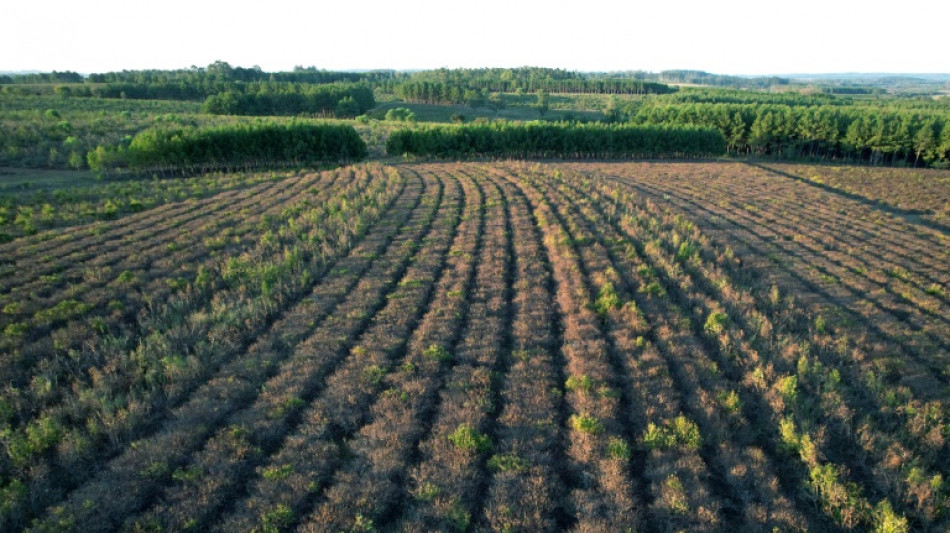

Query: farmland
1;160;947;531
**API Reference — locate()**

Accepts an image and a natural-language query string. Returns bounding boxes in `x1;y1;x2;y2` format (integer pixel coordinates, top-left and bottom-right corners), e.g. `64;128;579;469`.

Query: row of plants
204;170;461;532
474;169;571;530
629;102;950;167
30;168;424;532
572;162;945;530
386;122;726;159
0;170;278;240
0;165;402;530
393;170;511;530
87;122;366;176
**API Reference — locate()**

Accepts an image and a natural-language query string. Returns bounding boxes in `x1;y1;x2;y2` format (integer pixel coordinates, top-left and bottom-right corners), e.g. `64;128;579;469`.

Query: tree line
200;84;375;117
0;71;84;84
87;62;395;85
395;79;673;105
385;122;725;159
628;102;950;166
87;122;366;176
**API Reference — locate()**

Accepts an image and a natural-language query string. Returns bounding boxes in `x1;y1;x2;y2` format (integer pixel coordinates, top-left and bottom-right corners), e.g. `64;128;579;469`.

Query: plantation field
758;163;950;227
1;162;948;532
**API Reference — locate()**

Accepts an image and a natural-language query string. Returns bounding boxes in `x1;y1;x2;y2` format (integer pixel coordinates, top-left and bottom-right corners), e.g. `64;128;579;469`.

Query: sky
3;0;949;75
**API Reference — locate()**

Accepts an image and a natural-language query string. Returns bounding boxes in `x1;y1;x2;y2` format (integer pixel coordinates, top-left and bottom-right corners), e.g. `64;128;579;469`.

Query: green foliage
448;424;491;453
171;465;205;483
262;464;294;481
642;415;701;451
488;453;528;472
675;240;698;263
631;99;950;167
718;390;742;414
362;365;386;386
202;83;375;117
260;504;295;533
640;280;665;297
569;413;604;435
661;474;690;515
606;436;632;460
703;311;729;335
873;500;909;533
808;463;871;528
593;281;622;318
414;482;441;501
386;122;726;159
925;283;946;298
423;344;453;362
565;374;596;393
93;122;366;175
335;96;361;118
34;299;92;323
395;68;674;105
777;375;799;403
384;107;416;122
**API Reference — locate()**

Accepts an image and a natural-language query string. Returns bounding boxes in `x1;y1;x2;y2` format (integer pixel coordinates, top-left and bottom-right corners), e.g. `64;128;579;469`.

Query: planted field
758;163;950;228
1;161;947;531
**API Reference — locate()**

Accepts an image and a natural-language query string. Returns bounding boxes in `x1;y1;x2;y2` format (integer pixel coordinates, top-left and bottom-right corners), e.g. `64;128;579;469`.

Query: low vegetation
0;159;944;532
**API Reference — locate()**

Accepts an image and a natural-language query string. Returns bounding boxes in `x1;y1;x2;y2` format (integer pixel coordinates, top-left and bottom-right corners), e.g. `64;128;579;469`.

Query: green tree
335;96;360;118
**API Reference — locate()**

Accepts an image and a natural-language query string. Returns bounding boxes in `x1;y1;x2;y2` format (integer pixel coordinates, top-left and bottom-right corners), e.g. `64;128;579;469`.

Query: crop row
0;170;277;242
562;162;947;530
3;161;945;531
204;168;463;532
1;165;405;530
0;170;339;394
508;163;799;530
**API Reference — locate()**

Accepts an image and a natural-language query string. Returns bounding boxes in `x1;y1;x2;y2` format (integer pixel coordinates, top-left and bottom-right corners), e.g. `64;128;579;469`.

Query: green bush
569;413;604;435
448;424;491;453
642;415;701;451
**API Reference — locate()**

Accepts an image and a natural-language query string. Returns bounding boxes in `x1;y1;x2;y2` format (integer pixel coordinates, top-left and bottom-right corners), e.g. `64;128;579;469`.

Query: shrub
260;504;295;533
262;464;294;481
488;453;528;472
675;240;698;263
593;282;621;318
423;344;453;362
448;424;491;453
569;413;604;435
718;390;742;414
565;374;595;393
873;500;909;533
606;437;632;460
642;415;701;451
703;311;729;335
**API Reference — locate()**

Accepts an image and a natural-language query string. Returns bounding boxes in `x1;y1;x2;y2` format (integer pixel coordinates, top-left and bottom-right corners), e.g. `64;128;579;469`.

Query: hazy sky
3;0;948;75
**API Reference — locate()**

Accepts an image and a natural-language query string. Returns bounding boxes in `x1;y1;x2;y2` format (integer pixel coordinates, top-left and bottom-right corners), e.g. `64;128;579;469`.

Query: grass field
0;161;948;532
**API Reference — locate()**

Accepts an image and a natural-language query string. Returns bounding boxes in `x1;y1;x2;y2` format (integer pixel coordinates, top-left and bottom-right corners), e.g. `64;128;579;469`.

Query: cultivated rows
2;161;946;531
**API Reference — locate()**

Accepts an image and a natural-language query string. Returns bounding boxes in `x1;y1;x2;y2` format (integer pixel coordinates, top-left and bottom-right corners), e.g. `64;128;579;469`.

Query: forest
2;61;950;172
